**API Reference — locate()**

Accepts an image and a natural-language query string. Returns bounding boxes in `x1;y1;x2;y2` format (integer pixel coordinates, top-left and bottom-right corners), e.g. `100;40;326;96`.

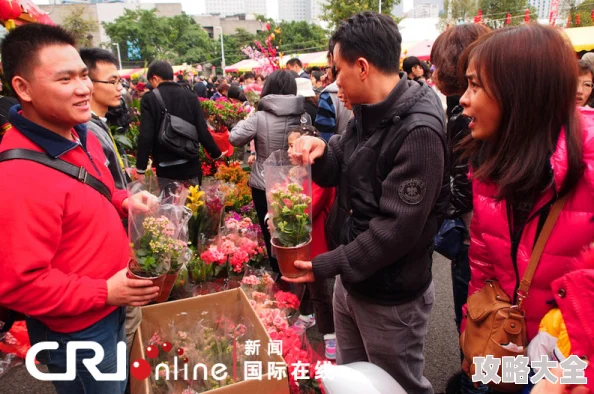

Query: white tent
398;17;441;43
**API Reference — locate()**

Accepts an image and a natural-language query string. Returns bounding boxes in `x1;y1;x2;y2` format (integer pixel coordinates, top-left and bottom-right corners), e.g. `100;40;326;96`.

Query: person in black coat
136;61;223;183
430;23;490;394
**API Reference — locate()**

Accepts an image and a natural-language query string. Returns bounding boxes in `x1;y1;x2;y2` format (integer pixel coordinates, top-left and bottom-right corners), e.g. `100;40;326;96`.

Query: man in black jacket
287;12;448;394
136;61;222;182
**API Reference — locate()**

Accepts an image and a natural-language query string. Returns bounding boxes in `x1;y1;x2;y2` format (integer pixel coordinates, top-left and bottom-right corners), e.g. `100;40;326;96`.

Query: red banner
549;0;559;25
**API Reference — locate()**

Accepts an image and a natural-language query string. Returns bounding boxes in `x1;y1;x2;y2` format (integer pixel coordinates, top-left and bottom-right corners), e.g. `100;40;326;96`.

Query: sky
31;0;282;18
32;0;412;20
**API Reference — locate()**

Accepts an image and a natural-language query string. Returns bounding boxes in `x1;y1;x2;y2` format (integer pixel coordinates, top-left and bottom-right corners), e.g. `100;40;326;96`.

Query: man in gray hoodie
80;48;129;191
80;48;141;355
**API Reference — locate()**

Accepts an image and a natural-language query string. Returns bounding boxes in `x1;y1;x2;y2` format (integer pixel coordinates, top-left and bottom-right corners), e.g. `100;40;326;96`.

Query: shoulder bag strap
517;193;569;306
153;88;168;113
0;149;112;201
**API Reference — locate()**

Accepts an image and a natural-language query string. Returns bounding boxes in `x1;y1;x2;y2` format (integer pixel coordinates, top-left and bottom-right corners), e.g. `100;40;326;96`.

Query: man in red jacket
0;24;160;394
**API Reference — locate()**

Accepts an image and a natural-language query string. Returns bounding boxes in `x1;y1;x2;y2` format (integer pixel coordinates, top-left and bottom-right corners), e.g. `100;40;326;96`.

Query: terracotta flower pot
271;237;311;278
154;268;182;303
127;260;168;298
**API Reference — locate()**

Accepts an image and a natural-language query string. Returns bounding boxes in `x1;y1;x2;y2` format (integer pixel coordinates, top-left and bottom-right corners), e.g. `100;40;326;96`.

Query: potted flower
154;239;188;303
268;182;312;278
127;216;175;295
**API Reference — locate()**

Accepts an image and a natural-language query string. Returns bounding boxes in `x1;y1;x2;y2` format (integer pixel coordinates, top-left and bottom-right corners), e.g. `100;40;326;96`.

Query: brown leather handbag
460;194;568;392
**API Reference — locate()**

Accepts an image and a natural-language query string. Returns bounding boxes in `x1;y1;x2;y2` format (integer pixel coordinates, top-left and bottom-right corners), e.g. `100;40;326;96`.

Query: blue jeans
26;307;127;394
452;244;471;334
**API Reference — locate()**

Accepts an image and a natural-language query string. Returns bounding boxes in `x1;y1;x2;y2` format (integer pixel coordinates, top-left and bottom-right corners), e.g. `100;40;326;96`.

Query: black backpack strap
0;149;112;201
153;88;168;113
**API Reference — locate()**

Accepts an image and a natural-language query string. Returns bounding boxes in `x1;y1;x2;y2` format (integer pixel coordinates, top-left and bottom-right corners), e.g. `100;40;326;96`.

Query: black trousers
251;187;279;274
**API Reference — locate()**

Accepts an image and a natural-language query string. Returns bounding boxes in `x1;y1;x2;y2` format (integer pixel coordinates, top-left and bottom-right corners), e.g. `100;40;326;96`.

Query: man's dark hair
402;56;421;73
147;60;174;81
79;48;118;78
311;70;324;83
176;74;185;81
331;11;402;74
261;70;297;98
1;24;76;92
243;72;255;80
286;58;303;69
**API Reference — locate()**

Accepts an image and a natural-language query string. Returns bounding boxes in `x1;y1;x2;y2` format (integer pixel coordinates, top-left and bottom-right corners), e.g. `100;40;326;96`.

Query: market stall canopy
0;0;53;27
402;39;434;61
281;51;328;68
225;58;268;73
563;26;594;52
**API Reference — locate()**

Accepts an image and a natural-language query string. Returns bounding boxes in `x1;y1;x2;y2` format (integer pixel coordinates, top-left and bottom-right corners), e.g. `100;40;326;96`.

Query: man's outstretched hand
289;136;326;165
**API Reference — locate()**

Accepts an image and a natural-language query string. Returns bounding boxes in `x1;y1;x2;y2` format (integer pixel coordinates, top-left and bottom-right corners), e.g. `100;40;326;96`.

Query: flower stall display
263;150;313;278
127;176;191;299
200;98;250;159
214;162;252;213
240;270;329;394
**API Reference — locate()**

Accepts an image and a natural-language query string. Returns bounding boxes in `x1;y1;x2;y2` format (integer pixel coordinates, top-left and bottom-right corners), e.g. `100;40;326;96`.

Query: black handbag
433;218;467;260
153;89;200;159
0;148;112;333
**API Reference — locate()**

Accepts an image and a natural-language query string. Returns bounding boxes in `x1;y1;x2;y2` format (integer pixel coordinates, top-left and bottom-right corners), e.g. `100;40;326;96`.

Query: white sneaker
292;314;316;331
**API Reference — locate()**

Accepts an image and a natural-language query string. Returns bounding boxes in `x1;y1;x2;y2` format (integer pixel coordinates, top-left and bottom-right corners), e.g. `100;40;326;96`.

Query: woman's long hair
458;24;583;203
260;70;297;98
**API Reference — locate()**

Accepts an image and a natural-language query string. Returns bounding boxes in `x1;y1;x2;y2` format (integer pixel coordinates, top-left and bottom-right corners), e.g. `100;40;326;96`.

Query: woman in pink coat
458;24;594;392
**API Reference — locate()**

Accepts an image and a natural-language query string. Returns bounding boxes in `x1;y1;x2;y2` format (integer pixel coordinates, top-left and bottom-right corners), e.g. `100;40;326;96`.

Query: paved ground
0;253;460;394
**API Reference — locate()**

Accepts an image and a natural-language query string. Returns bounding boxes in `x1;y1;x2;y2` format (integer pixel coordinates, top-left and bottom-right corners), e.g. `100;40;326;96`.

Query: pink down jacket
464;106;594;342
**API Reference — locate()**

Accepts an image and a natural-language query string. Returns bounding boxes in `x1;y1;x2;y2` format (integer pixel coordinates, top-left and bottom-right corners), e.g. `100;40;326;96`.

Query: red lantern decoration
524;9;530;23
591;10;594;22
576;14;581;26
567;13;572;27
0;0;22;21
505;13;511;25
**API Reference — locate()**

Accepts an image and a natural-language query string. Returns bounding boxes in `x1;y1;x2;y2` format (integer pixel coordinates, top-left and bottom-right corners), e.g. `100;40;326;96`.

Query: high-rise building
530;0;553;19
204;0;268;17
278;0;308;21
310;0;326;23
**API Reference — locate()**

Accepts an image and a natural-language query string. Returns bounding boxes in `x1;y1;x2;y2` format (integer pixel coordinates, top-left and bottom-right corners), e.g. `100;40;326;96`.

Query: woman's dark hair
217;83;229;94
459;24;583;203
288;125;321;139
227;85;247;102
431;24;491;96
260;70;297;98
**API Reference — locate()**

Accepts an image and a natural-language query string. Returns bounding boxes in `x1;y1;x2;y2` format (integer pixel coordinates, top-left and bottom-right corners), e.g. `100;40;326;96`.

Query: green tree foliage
103;9;214;64
562;0;594;27
62;5;99;48
211;21;328;67
321;0;401;30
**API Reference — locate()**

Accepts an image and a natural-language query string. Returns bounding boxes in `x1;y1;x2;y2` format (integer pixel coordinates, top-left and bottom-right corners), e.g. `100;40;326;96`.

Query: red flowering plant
200;98;249;158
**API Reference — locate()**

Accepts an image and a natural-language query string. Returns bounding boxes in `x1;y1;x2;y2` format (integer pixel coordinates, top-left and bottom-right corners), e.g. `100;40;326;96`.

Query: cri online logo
26;341;229;382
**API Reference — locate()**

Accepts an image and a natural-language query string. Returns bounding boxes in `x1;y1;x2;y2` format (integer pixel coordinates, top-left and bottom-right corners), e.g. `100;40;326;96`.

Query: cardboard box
130;288;290;394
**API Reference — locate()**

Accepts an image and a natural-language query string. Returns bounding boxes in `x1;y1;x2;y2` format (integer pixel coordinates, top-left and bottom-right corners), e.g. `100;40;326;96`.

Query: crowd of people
0;9;594;394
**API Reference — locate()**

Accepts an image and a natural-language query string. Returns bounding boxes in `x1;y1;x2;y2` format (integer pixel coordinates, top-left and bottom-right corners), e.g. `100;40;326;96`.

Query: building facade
530;0;552;19
204;0;268;17
39;2;182;45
